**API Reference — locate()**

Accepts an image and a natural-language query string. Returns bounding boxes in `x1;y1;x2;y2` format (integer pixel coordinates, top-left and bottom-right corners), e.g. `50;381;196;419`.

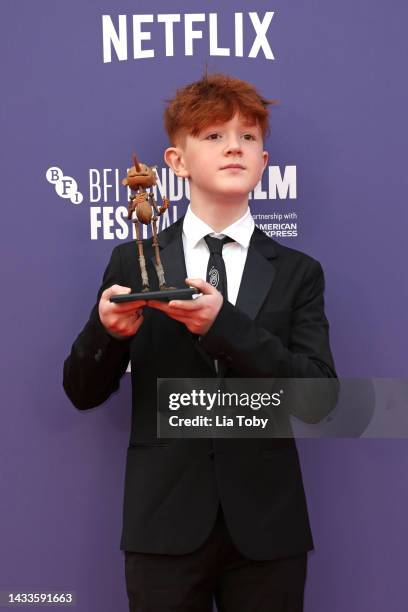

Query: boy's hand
147;278;223;336
99;285;146;339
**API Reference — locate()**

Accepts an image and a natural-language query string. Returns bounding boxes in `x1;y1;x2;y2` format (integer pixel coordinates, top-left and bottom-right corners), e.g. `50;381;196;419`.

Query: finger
123;314;145;336
167;299;203;311
103;284;131;298
148;297;206;313
132;313;144;333
147;300;173;312
109;300;147;313
102;285;147;309
144;302;196;324
107;304;142;323
100;303;146;319
185;278;218;296
125;308;144;322
112;313;144;336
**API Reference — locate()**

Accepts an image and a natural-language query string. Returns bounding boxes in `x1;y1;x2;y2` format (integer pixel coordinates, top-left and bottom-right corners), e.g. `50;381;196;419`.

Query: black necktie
204;235;234;300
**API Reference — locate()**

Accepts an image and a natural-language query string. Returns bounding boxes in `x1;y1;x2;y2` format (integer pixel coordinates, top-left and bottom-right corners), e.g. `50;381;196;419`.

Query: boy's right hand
99;285;147;339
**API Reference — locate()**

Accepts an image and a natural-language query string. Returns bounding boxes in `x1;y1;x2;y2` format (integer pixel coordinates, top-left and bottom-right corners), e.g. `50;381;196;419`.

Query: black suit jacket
63;216;336;560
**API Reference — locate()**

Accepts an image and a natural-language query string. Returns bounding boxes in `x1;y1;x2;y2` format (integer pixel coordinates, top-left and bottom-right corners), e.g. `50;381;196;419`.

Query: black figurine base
110;287;199;304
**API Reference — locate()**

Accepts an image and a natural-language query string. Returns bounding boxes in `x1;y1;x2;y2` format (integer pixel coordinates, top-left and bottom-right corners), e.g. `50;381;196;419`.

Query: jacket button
208;449;215;459
94;348;103;362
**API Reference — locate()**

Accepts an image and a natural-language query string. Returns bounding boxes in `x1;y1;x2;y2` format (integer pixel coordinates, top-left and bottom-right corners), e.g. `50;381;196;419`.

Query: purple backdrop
1;1;408;610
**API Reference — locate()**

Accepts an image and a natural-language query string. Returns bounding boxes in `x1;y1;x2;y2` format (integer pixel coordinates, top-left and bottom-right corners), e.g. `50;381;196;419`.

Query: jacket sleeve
200;258;336;379
63;246;131;410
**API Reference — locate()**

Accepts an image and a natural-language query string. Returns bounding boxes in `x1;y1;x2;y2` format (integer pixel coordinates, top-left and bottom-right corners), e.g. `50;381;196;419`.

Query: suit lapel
218;228;278;377
235;227;278;319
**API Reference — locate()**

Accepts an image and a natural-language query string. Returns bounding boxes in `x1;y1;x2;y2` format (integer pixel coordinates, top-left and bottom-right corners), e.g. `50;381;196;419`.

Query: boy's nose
224;135;242;155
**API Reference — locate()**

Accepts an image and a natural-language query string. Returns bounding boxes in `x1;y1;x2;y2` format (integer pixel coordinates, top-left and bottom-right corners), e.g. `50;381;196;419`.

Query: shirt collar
183;205;254;249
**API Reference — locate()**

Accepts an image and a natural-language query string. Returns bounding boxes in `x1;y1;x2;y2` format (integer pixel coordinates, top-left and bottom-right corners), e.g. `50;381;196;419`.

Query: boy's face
165;114;268;202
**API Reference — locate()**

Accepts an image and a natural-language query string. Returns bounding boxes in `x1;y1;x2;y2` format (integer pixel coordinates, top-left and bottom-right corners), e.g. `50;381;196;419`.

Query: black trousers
124;505;307;612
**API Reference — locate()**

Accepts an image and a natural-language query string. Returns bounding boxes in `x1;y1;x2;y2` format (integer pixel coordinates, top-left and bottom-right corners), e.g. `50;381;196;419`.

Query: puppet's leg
135;221;149;291
151;216;167;289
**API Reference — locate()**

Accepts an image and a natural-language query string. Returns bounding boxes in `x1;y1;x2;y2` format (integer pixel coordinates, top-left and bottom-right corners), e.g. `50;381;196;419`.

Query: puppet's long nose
133;153;141;172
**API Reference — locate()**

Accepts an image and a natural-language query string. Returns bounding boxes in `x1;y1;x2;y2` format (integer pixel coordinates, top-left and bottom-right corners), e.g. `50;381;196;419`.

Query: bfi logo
46;167;83;204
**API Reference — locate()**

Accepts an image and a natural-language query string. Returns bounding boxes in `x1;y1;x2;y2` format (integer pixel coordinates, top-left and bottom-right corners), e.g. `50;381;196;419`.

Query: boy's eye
203;131;257;141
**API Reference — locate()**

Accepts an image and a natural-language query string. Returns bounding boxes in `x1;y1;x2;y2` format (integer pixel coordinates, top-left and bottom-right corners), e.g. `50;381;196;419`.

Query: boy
64;73;336;611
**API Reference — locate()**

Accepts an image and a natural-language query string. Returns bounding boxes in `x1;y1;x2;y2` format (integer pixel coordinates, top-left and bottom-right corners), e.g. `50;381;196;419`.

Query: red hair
164;73;276;145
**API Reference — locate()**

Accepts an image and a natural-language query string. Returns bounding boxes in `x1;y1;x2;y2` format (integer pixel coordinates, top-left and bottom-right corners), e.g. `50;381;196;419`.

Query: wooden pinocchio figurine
122;154;171;292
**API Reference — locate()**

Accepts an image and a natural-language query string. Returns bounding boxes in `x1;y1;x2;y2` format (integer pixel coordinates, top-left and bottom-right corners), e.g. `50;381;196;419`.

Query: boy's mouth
220;163;245;170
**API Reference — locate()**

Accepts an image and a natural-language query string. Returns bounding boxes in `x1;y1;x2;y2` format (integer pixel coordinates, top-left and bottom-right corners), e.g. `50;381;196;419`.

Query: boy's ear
164;147;189;178
262;150;269;171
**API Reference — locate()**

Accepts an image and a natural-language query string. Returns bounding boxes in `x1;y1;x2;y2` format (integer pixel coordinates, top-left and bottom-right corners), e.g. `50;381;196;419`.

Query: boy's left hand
147;278;223;336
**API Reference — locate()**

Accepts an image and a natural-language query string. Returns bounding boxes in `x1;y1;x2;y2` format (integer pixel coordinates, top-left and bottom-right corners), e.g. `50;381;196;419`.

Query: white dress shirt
182;205;255;305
